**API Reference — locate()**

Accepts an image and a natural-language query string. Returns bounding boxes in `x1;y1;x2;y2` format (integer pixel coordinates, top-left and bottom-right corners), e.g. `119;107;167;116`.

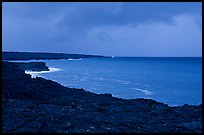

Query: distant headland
2;51;107;60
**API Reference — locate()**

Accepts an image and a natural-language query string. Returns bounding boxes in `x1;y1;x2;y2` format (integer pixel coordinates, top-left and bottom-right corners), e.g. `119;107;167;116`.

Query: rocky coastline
14;62;49;72
2;61;202;133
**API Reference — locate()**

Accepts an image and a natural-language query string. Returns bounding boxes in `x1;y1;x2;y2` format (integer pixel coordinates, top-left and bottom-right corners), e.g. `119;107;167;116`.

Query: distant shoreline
2;51;201;61
2;51;107;60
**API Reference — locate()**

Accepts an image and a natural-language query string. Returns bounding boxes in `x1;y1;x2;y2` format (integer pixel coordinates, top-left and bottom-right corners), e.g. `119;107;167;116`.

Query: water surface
20;57;202;106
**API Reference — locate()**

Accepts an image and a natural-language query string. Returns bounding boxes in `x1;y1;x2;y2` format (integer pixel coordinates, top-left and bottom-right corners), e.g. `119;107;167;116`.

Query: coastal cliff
2;62;202;133
15;62;49;71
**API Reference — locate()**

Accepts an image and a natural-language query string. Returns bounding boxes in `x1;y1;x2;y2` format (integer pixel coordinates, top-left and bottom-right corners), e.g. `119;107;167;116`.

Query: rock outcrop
2;62;202;133
15;62;49;71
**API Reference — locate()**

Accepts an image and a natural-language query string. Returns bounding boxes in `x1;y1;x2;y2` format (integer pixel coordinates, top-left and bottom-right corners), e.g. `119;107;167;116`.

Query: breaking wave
25;67;61;78
130;88;153;95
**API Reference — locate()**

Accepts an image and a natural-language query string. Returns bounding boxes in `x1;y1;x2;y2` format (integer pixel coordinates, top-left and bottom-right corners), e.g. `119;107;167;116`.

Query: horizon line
2;51;202;58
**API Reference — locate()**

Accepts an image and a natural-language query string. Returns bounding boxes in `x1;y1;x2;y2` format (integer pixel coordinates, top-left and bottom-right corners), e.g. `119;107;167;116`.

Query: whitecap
25;71;39;78
68;58;82;60
94;77;105;81
109;79;130;84
25;67;61;78
48;67;61;72
130;88;153;95
122;82;129;85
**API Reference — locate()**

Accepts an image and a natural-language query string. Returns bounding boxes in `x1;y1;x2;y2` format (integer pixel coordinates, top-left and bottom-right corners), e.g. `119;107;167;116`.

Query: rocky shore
14;62;49;71
2;61;202;133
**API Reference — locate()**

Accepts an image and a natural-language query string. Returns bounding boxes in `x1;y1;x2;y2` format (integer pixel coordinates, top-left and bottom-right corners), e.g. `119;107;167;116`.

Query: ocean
21;57;201;106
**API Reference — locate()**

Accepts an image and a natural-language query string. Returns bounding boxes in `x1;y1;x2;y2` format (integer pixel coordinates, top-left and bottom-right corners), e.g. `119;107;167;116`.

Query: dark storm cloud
2;2;202;56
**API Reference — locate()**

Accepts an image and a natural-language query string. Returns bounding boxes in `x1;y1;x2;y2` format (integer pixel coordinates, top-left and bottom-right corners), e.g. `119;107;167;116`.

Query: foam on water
94;77;105;81
25;67;61;78
130;88;153;95
68;58;82;60
22;57;202;106
108;79;130;85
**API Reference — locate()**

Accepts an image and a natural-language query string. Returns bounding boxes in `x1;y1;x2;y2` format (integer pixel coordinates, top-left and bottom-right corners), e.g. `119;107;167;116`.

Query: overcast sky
2;2;202;57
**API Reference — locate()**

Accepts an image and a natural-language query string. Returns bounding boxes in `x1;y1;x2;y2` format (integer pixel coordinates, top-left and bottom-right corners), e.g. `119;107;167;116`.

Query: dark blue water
23;57;202;106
